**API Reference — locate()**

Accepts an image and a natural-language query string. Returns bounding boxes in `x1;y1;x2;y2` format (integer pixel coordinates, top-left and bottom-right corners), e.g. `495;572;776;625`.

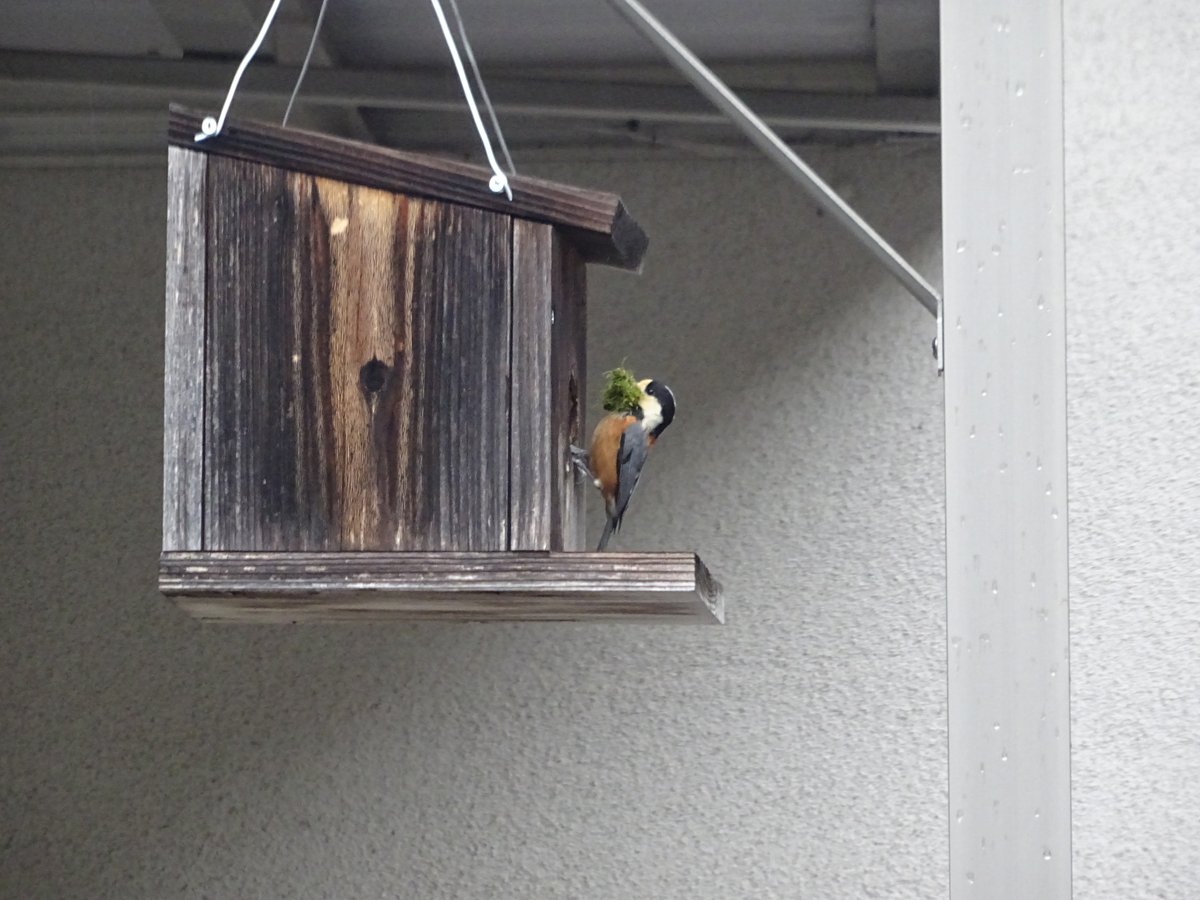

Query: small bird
574;377;676;551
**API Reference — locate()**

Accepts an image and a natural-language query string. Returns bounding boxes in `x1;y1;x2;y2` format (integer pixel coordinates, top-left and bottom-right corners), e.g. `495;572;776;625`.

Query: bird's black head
641;379;676;438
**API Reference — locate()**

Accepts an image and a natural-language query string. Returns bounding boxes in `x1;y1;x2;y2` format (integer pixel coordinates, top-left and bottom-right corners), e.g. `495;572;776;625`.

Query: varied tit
575;378;677;552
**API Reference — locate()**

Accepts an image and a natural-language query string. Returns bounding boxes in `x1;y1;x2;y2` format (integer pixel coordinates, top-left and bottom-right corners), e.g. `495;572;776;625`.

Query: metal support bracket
935;295;945;373
605;0;943;356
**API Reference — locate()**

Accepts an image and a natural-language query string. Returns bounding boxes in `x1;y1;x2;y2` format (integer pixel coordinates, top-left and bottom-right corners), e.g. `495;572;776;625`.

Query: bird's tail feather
597;517;617;552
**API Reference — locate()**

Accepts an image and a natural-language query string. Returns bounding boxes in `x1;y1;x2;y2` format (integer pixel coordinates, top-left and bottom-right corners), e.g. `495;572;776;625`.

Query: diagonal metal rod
604;0;941;316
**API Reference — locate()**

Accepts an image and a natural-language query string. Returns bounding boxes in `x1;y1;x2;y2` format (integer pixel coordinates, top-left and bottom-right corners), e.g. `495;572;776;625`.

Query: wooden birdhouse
159;108;720;623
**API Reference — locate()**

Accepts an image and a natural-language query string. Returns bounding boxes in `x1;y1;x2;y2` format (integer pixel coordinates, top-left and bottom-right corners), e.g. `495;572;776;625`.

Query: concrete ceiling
321;0;877;66
0;0;939;163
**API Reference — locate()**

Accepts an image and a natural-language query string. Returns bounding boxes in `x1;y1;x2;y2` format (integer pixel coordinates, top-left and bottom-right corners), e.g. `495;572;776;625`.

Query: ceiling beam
145;0;258;58
874;0;940;93
0;50;940;136
145;0;378;145
264;0;377;143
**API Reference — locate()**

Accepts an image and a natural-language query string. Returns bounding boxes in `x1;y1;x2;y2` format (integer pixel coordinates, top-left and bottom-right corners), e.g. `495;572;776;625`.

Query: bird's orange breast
588;413;637;502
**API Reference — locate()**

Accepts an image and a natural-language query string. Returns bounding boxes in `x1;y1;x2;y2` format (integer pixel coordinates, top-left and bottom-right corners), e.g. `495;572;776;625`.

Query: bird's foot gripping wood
568;444;593;480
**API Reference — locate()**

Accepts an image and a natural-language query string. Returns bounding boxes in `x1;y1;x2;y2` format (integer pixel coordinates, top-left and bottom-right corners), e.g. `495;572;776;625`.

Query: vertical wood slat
551;235;587;551
509;220;554;549
204;156;282;551
322;177;401;549
203;157;510;551
510;223;588;551
407;196;512;550
162;146;207;552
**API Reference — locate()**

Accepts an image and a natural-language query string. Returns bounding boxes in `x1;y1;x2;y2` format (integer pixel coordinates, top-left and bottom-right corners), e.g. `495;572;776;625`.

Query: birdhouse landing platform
160;108;721;624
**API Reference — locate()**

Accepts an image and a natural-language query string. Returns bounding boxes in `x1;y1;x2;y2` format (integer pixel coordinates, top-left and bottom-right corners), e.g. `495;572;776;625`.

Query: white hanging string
195;0;516;196
195;0;287;141
427;0;513;199
283;0;331;127
444;0;515;176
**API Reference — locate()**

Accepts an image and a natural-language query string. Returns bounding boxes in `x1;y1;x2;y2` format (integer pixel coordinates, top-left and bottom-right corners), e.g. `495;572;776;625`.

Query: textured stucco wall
1065;1;1200;896
0;146;945;898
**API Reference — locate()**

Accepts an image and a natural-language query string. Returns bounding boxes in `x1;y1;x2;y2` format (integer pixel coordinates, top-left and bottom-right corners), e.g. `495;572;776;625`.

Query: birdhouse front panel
203;156;511;551
163;108;665;566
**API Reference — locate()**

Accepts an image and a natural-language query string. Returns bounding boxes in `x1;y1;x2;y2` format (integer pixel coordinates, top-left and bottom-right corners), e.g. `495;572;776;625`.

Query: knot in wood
359;357;389;395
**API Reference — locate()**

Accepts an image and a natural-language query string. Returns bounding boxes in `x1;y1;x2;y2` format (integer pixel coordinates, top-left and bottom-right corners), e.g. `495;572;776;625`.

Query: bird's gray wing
612;420;649;533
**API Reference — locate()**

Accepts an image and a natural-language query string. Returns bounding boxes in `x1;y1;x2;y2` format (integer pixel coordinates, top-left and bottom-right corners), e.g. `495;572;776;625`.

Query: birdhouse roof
169;106;647;270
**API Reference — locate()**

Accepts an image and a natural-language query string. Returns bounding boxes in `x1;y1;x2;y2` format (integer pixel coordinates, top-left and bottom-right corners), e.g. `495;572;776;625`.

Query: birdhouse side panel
162;147;207;552
202;157;511;552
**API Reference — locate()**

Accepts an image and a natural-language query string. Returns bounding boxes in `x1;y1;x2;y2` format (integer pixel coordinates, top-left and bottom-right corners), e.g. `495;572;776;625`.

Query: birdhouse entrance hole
160;107;721;623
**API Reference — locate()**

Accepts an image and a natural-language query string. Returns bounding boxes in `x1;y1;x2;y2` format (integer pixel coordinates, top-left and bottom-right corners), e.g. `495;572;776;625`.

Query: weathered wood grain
203;156;510;551
550;234;588;551
509;223;588;551
169;106;648;270
159;551;723;623
509;221;554;550
162;146;207;552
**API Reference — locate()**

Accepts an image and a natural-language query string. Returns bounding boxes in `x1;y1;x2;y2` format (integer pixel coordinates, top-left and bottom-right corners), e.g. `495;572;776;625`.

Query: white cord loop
196;0;287;142
428;0;513;200
195;0;517;200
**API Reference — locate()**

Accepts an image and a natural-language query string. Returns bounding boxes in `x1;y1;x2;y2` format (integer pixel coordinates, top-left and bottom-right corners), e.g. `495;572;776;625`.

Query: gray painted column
941;1;1071;897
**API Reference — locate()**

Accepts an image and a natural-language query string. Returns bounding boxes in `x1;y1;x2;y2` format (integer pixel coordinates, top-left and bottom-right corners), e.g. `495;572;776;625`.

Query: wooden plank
169;106;648;271
550;234;588;551
204;155;285;550
508;224;589;551
159;551;723;623
403;194;511;551
162;146;206;551
509;220;554;550
203;157;510;551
